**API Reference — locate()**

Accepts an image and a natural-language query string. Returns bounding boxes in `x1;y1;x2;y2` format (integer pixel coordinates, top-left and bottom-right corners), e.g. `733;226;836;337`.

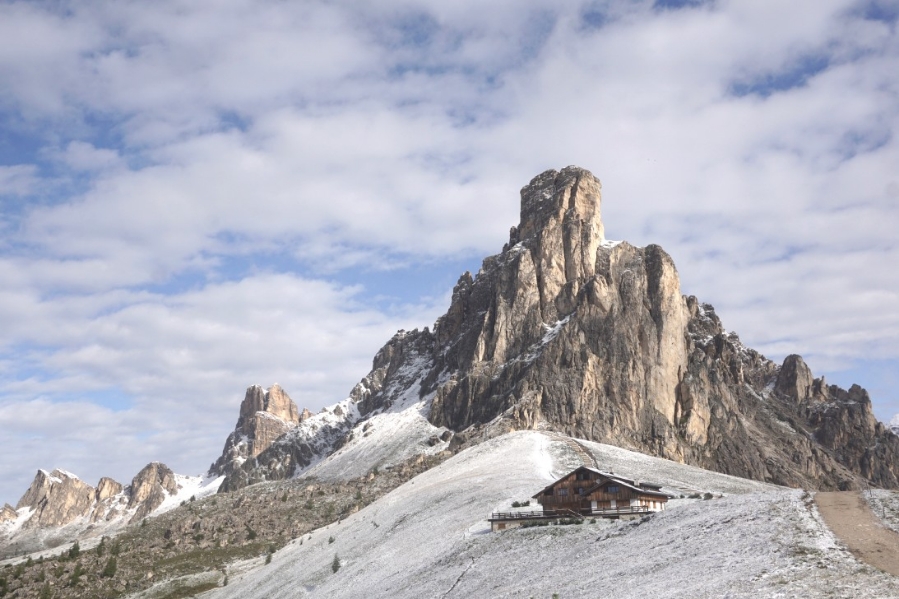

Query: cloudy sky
1;0;898;505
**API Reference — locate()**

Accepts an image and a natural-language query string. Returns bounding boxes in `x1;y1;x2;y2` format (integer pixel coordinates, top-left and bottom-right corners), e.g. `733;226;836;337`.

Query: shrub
512;501;521;508
265;553;272;565
281;493;288;502
331;554;341;573
39;582;52;599
102;557;117;578
190;495;196;502
246;527;258;541
328;536;335;544
70;563;84;586
67;541;80;560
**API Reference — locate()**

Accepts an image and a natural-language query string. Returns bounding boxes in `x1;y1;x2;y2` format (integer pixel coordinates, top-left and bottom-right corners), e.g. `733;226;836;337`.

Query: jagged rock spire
210;384;310;477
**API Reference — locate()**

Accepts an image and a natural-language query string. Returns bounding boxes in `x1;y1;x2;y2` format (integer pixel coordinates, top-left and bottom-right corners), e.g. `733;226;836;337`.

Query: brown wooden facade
532;467;669;515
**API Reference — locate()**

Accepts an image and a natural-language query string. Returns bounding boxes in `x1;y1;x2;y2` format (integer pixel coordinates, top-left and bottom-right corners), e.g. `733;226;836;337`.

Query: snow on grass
575;437;781;496
206;430;899;599
865;489;899;534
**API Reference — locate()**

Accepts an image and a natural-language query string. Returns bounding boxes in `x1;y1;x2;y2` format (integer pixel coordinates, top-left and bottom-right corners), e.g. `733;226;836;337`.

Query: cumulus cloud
0;0;898;502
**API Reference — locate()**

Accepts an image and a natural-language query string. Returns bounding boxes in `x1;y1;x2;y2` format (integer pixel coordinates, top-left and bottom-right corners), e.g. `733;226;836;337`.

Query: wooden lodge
489;467;670;532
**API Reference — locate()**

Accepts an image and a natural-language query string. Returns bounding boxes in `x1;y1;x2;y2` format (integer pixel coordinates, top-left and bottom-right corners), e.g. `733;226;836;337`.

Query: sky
0;0;897;505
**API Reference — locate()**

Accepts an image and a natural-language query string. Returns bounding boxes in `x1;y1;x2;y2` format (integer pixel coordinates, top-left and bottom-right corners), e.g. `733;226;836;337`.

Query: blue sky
1;0;898;504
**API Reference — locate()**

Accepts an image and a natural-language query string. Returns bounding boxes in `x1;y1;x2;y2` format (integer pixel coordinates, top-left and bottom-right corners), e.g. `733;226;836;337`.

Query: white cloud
0;165;38;197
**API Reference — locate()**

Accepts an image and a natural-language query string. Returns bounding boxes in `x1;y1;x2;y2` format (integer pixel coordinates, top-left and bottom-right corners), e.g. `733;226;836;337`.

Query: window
577;487;585;495
607;486;619;494
558;488;568;496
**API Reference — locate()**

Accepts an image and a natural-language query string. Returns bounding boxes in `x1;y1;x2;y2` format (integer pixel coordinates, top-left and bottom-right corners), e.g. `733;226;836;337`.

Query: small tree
39;582;52;599
67;541;80;560
102;557;117;578
96;536;106;557
328;536;335;544
70;563;84;586
331;554;341;573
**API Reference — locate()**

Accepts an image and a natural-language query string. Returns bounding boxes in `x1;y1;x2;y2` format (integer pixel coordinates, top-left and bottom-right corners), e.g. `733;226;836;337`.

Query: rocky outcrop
17;470;95;529
209;384;308;478
1;503;18;524
96;476;123;502
128;462;178;522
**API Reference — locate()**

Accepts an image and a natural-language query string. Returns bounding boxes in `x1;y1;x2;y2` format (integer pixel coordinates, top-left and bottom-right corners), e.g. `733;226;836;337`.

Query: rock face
222;166;899;492
0;504;15;524
127;462;178;522
209;384;306;478
9;460;186;538
17;470;96;529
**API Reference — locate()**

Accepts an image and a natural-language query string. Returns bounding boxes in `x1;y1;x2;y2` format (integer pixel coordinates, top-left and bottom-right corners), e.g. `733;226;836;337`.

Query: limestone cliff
223;166;897;492
209;384;308;478
417;166;899;490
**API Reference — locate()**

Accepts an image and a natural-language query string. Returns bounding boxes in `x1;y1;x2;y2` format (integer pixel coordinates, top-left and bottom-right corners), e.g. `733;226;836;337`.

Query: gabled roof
586;477;670;499
531;466;672;499
531;465;607;498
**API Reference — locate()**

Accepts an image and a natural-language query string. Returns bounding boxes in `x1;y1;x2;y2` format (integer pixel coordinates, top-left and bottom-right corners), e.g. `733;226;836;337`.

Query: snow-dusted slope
206;431;899;598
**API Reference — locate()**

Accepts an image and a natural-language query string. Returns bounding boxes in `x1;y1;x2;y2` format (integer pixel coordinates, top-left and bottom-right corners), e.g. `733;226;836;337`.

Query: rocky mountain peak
210;384;310;477
15;469;94;529
237;383;300;428
127;462;177;522
209;166;899;494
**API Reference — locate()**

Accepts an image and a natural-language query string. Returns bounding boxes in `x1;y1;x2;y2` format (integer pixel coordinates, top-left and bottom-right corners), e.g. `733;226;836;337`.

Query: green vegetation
69;563;84;586
331;554;341;573
102;557;117;578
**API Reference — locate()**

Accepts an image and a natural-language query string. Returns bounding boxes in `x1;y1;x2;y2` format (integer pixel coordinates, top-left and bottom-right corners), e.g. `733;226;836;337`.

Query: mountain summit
219;166;899;492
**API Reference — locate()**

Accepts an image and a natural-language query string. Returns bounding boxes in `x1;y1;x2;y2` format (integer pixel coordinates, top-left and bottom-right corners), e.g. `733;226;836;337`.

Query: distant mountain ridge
1;463;220;558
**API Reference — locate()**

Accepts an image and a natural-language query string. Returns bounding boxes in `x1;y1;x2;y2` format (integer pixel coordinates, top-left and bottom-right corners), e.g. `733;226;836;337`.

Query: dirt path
816;491;899;576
